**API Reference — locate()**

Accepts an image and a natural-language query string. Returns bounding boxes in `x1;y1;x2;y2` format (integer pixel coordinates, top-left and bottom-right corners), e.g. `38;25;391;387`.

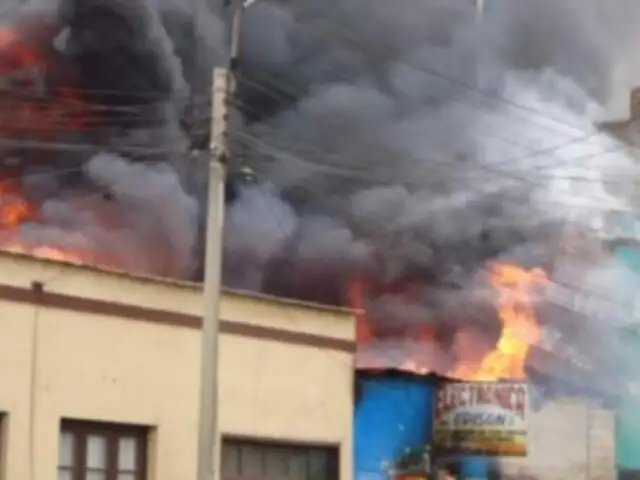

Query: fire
0;23;93;265
0;25;88;142
0;176;85;263
0;176;33;228
352;263;549;381
449;263;548;381
4;244;84;263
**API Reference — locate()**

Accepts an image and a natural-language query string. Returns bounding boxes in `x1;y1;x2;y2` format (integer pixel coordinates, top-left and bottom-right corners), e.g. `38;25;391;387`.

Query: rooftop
0;248;353;316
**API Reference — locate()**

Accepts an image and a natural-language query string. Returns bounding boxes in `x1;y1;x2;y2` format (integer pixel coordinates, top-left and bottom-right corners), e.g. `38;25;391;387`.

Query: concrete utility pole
196;67;228;480
196;1;257;479
475;0;484;22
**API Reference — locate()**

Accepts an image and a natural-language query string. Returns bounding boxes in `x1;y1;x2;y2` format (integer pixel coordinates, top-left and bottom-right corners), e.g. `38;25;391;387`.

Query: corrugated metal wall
354;373;438;479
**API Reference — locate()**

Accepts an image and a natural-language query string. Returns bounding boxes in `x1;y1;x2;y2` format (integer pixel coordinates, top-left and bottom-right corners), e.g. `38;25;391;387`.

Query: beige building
0;251;355;480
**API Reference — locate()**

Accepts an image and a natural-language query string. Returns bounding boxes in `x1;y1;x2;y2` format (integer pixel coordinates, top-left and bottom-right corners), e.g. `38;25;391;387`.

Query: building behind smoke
0;251;355;480
601;88;640;148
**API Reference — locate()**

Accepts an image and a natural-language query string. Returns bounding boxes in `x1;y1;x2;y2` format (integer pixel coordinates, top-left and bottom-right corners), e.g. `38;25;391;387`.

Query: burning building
0;0;228;278
0;0;637;338
0;0;639;478
352;250;623;479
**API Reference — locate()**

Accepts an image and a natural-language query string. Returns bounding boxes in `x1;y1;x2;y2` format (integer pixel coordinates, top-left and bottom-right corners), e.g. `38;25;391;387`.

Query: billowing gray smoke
3;0;640;385
0;0;224;276
224;0;640;385
227;0;640;300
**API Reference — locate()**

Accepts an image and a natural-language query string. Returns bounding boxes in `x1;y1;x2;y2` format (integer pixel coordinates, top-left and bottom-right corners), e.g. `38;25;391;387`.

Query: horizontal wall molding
0;283;355;353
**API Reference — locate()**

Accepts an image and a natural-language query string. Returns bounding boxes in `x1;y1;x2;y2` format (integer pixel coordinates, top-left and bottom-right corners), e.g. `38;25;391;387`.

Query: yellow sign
432;382;527;456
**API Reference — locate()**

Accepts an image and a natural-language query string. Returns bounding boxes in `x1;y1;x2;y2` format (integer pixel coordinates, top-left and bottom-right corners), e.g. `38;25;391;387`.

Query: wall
354;373;438;479
0;251;355;480
353;374;616;480
498;398;616;480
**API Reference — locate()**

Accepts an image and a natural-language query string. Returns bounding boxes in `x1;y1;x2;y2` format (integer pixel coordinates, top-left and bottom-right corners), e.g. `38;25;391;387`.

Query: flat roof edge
0;250;353;315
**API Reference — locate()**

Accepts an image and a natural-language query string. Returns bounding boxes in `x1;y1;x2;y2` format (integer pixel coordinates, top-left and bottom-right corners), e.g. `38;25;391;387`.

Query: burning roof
0;0;213;275
0;0;638;397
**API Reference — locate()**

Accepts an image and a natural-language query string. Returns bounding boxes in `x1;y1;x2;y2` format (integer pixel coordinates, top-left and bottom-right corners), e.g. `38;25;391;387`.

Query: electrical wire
0;2;629;401
226;9;640;189
233;129;640;208
0;2;636;283
230;129;633;312
229;74;640;184
225;81;640;214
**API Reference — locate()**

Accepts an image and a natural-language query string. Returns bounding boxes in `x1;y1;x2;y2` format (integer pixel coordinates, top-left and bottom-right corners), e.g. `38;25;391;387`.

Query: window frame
59;419;148;480
221;436;340;480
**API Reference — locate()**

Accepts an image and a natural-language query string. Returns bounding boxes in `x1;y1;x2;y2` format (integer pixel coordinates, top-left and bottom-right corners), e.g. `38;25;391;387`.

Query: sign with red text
432;382;527;456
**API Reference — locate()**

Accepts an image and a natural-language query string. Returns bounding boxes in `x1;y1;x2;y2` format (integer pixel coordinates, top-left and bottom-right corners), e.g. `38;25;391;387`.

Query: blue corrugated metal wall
354;374;437;479
354;373;496;479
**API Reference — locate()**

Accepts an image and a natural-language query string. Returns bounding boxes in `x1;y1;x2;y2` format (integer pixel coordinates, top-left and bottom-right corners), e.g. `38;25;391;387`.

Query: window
221;438;339;480
58;420;147;480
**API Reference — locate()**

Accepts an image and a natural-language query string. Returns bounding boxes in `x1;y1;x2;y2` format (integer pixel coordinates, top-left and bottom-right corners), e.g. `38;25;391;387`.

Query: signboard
432;382;527;456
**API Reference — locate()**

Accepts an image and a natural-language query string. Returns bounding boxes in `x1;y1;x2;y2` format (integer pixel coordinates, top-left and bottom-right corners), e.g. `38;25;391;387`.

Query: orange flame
0;24;94;265
352;263;549;381
0;25;89;144
0;176;34;228
1;243;84;264
0;176;85;263
449;263;548;381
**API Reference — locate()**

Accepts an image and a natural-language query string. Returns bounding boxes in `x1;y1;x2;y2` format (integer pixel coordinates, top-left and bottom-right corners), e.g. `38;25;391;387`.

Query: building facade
0;251;355;480
354;372;617;480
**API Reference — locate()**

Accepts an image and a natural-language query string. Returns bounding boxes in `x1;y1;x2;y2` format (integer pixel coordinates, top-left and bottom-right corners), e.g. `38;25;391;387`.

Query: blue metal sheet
354;373;438;479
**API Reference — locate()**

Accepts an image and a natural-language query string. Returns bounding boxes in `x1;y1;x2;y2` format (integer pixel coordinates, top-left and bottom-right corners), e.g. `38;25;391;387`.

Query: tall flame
352;263;549;381
449;263;548;381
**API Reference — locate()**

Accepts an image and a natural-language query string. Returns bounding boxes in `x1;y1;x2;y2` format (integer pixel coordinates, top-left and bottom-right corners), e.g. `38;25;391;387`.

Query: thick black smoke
3;0;640;383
